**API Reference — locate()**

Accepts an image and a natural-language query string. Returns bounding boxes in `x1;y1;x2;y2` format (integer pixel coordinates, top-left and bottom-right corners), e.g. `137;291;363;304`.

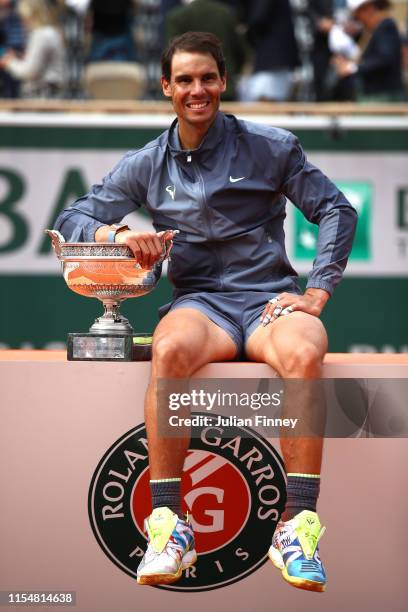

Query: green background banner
3;275;407;353
1;117;407;352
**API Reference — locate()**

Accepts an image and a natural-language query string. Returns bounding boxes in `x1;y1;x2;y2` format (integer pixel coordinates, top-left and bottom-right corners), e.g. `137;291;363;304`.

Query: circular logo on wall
88;416;286;592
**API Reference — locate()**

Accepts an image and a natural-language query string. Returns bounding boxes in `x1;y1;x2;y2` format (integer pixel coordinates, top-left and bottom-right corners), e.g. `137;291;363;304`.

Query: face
161;51;226;134
354;4;373;27
0;0;11;19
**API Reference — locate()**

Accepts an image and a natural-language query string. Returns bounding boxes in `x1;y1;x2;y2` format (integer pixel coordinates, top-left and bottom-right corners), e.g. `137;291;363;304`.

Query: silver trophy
46;229;175;361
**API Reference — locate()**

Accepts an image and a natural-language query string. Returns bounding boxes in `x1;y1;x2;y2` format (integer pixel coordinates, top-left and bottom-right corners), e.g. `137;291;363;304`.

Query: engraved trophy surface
46;229;175;361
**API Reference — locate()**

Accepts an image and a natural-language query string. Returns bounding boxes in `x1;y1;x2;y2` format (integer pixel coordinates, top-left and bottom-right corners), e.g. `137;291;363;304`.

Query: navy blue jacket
55;113;357;298
359;18;404;96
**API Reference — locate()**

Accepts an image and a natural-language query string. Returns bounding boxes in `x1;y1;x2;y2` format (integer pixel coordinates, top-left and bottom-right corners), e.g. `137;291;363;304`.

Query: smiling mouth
186;101;210;109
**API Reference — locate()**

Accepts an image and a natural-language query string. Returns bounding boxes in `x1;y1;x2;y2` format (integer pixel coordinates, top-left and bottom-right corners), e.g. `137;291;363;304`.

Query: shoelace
145;536;184;560
166;537;185;561
146;521;189;561
297;524;326;559
274;522;325;560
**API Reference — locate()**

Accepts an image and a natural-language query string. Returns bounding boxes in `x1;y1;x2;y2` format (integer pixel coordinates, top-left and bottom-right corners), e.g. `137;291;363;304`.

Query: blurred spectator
87;0;137;62
0;0;25;97
0;0;65;98
309;0;335;100
159;1;181;46
58;1;88;98
64;0;90;14
240;0;300;102
327;18;360;99
165;0;247;100
403;32;408;96
333;0;406;101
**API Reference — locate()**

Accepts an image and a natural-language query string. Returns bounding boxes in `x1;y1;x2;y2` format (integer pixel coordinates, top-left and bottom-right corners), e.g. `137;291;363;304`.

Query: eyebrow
174;72;219;81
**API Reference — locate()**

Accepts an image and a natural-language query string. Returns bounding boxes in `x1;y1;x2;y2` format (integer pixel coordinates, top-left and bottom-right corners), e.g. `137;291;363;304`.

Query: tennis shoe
269;510;326;592
137;506;197;585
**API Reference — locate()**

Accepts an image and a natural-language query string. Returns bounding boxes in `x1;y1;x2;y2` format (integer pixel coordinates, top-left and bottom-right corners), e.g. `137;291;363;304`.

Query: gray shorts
168;291;280;356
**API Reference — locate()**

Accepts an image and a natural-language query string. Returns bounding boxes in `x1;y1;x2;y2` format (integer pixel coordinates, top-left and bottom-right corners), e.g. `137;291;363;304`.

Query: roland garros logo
88;417;286;591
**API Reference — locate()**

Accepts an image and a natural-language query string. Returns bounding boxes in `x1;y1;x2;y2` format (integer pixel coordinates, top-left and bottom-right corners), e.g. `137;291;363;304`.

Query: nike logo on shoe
229;176;246;183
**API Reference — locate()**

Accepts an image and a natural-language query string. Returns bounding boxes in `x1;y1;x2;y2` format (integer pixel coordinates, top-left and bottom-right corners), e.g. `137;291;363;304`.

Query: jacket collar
167;112;226;160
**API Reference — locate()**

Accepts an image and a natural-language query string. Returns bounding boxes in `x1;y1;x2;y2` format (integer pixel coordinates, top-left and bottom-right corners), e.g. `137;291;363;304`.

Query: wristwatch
107;224;130;243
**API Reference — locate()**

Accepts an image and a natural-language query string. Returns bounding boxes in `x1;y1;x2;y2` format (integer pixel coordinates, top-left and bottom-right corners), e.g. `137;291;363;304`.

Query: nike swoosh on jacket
55;112;357;298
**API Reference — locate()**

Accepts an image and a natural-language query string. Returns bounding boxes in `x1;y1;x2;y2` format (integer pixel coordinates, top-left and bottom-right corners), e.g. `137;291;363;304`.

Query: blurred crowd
0;0;407;102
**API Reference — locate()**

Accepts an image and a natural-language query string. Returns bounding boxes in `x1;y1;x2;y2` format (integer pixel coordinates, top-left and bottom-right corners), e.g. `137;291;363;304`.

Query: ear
161;76;172;98
221;71;227;93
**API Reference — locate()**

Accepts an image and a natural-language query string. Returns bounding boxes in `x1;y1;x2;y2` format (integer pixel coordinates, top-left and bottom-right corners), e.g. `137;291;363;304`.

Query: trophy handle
160;229;179;261
45;229;65;257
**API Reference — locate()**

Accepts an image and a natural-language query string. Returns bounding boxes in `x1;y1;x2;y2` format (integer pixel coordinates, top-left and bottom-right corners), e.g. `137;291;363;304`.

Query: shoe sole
137;549;197;586
268;546;325;593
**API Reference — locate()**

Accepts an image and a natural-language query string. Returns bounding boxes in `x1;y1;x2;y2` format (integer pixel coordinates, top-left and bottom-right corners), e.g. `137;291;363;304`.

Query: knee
152;335;195;378
279;343;324;378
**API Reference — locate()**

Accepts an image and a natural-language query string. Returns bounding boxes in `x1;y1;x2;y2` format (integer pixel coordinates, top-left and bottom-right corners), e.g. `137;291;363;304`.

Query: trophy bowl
46;229;175;360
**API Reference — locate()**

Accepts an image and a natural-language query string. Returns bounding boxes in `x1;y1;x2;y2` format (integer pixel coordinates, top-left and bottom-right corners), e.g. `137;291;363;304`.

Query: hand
317;17;334;34
115;230;175;269
344;19;362;37
331;54;357;78
260;288;330;327
0;49;16;68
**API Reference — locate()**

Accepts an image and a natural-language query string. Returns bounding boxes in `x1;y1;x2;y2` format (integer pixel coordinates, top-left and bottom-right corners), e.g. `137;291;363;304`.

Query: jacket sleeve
6;29;48;80
358;23;401;74
280;133;358;295
54;151;146;242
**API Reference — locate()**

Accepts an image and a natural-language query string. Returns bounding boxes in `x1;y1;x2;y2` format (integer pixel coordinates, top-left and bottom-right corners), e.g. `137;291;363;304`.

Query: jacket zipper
191;158;213;240
190;156;224;289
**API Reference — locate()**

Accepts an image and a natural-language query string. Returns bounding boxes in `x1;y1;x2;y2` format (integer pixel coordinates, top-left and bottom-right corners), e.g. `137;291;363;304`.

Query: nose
191;79;205;96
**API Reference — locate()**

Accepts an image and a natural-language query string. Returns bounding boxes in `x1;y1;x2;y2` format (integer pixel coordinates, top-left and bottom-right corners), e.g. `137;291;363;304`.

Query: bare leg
246;312;328;591
146;308;237;479
245;312;328;514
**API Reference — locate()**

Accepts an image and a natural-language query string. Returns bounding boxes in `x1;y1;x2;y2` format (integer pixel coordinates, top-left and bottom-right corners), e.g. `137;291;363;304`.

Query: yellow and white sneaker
137;507;197;586
269;510;327;592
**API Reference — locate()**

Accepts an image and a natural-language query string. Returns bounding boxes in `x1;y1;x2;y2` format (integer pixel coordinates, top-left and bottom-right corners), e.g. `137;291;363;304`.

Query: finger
281;305;295;316
155;231;178;261
126;238;142;261
261;296;279;322
160;229;178;240
260;299;278;321
152;234;165;256
270;296;292;314
272;304;283;318
260;306;269;323
261;296;283;322
136;239;152;268
145;236;163;265
261;293;298;322
147;238;161;268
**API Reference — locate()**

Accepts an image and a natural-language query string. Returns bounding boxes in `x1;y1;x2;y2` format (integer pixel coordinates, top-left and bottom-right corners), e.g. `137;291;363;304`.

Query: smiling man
55;32;357;592
162;49;226;145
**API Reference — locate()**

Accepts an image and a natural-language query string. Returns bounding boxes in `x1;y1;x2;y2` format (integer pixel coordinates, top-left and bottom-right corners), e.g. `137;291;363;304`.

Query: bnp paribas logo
294;181;372;261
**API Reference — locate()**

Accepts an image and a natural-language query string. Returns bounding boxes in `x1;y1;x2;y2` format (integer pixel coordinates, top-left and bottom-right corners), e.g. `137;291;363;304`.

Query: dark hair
161;31;226;81
371;0;391;9
361;0;391;9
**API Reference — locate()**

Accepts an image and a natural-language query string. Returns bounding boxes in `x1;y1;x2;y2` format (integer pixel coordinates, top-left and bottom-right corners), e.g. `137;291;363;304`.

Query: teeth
188;103;208;109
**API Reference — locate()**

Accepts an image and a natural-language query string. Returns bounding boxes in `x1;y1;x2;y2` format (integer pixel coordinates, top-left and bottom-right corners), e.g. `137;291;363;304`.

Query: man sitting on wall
55;31;357;592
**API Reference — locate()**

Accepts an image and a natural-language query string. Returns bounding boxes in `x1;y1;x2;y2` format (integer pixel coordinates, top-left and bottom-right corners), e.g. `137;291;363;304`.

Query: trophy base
67;333;152;362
